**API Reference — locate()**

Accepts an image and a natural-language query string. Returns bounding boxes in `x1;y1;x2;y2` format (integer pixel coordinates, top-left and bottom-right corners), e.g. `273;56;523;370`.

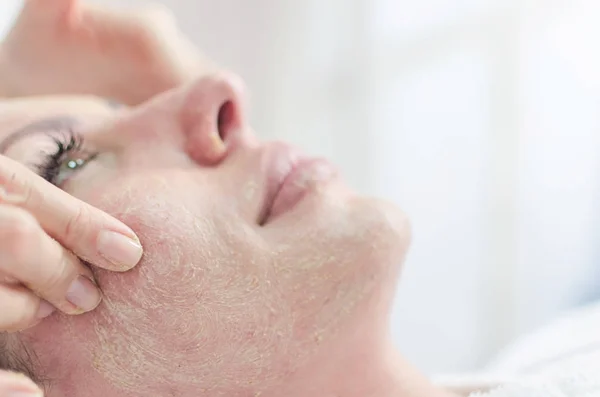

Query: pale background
2;0;600;374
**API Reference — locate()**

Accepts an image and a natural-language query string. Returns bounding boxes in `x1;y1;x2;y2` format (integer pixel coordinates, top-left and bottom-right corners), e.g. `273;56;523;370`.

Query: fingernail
97;230;143;270
66;276;102;312
0;372;42;397
36;300;55;320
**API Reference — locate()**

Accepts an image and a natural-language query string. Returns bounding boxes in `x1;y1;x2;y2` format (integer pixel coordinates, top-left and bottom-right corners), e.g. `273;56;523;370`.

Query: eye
36;130;97;187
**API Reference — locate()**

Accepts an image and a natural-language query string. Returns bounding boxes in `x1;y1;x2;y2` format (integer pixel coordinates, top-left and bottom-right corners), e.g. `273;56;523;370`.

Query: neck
271;338;457;397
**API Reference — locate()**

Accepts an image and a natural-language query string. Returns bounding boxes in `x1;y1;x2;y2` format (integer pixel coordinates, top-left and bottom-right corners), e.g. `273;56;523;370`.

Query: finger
0;205;102;315
0;155;143;271
0;284;55;333
0;370;43;396
25;0;77;18
0;271;19;284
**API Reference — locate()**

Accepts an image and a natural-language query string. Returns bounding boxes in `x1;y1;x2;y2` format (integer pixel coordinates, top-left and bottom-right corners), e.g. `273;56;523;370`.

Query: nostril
217;100;236;141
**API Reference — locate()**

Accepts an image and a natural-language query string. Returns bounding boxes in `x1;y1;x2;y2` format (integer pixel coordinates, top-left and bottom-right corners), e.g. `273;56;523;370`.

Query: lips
258;142;337;225
257;143;299;225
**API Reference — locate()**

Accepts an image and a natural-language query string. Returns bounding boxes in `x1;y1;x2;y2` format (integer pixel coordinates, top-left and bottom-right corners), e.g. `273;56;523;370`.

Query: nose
179;72;250;165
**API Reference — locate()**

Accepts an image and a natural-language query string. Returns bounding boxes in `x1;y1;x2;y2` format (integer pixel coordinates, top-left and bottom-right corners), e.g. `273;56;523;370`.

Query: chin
316;189;411;272
356;196;411;248
343;195;411;311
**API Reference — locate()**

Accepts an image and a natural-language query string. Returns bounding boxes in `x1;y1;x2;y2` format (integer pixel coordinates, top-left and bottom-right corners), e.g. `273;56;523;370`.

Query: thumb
0;371;43;396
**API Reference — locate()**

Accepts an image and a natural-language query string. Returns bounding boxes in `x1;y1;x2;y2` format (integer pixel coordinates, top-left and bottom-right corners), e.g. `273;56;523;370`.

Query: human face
2;74;410;397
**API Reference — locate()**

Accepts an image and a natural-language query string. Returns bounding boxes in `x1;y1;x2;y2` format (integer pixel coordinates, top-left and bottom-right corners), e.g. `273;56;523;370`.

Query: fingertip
65;276;102;313
35;300;55;320
96;230;143;271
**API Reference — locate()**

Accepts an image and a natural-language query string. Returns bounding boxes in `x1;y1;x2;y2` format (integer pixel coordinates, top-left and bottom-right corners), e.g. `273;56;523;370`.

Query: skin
1;0;213;106
0;0;227;337
0;77;457;397
0;0;214;336
0;1;475;396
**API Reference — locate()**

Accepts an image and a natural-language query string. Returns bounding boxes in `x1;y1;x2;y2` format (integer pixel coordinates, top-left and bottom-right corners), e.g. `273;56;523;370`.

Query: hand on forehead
2;0;214;105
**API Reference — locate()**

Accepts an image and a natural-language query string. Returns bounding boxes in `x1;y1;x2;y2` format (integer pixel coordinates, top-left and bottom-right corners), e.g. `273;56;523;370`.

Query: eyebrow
0;116;79;154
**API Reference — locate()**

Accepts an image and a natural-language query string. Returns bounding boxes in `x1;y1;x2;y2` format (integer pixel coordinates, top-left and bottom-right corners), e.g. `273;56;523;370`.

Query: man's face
1;75;410;397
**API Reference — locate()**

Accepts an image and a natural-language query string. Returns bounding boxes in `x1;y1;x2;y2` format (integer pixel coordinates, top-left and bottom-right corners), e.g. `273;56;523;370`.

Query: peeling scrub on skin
49;173;406;396
79;243;379;396
81;253;298;393
244;180;258;201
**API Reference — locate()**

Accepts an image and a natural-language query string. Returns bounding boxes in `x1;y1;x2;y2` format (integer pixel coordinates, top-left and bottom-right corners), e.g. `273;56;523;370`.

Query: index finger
0;155;143;271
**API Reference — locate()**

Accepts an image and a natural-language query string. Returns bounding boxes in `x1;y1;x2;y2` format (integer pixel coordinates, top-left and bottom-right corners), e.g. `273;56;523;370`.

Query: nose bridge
112;87;185;147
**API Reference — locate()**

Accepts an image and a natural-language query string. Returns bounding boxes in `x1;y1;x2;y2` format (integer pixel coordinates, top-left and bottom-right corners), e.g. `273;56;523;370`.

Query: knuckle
36;254;69;296
0;208;39;255
17;176;33;204
0;158;33;204
63;205;92;242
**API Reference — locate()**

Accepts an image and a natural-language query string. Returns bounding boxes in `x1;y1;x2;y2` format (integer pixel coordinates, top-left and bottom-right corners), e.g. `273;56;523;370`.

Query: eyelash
36;129;89;185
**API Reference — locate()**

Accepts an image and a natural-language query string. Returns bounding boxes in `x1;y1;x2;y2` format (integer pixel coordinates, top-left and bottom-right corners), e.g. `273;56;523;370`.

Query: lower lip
266;158;337;222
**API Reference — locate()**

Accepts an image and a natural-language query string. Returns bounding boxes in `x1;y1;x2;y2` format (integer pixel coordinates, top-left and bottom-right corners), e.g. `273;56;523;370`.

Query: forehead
0;96;115;141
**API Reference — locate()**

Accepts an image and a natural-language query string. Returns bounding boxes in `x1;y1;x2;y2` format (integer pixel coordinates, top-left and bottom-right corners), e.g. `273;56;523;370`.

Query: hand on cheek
0;155;143;333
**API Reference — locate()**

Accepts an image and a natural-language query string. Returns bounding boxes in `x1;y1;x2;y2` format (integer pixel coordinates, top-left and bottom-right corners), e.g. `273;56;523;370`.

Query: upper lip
258;142;301;225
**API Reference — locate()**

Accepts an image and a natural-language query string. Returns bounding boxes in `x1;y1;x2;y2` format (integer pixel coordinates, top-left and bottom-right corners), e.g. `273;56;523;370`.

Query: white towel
470;360;600;396
439;301;600;396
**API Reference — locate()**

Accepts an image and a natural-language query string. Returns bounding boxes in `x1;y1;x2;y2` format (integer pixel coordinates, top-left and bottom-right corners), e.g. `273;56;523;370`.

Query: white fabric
445;302;600;396
473;369;600;397
473;359;600;397
487;302;600;375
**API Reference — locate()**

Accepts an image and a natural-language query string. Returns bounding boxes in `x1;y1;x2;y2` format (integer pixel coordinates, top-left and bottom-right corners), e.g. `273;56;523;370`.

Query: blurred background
2;0;600;375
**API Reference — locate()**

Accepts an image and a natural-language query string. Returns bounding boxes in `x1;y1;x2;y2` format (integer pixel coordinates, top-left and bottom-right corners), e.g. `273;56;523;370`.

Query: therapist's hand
0;155;143;333
0;371;43;397
0;0;214;106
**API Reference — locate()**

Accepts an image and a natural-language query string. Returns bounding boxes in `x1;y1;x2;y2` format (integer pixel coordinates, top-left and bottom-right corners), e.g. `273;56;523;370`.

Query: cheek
22;173;409;396
25;176;301;395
